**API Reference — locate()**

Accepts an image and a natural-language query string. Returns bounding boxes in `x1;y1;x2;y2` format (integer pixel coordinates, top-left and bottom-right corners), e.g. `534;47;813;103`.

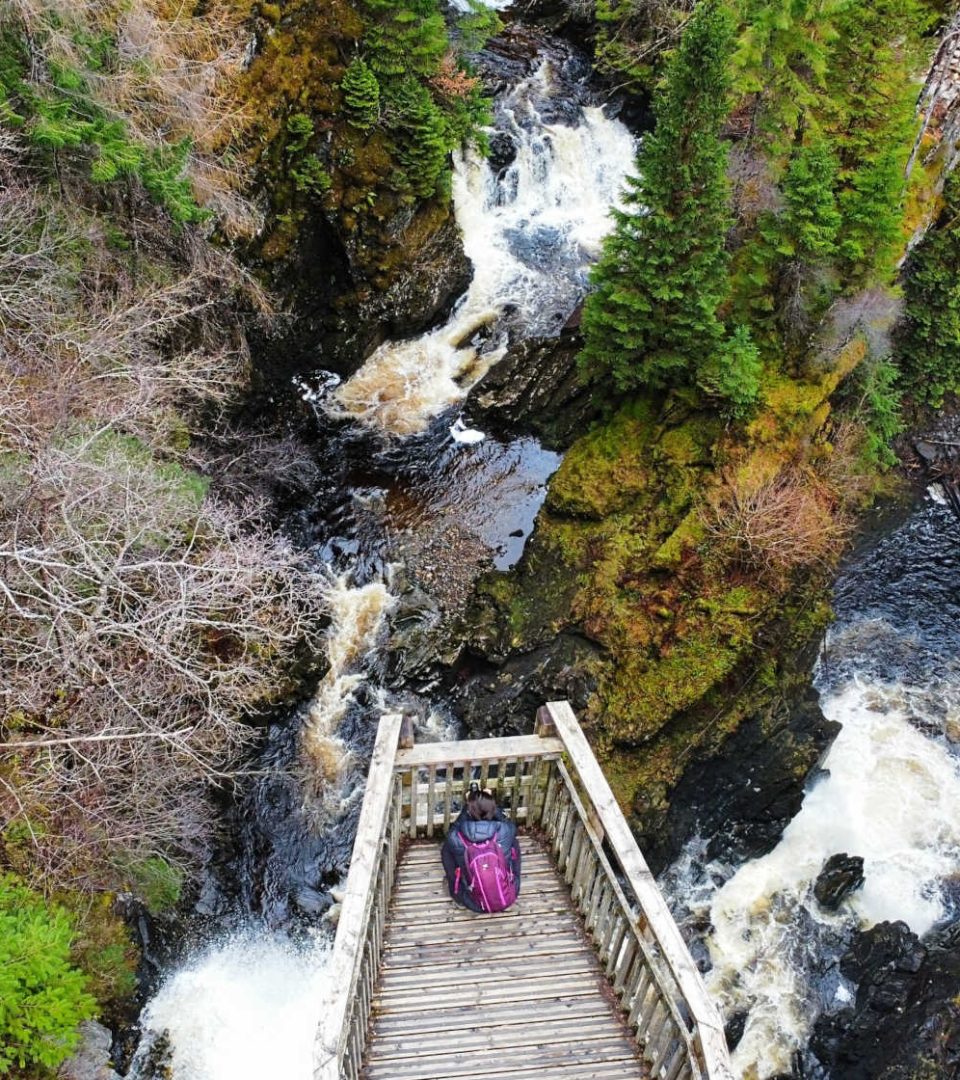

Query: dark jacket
441;807;521;912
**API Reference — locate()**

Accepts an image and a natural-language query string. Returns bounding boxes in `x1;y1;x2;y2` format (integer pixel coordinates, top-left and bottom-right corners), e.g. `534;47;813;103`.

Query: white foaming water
331;67;636;435
702;669;960;1079
300;575;395;805
449;0;513;11
131;929;331;1080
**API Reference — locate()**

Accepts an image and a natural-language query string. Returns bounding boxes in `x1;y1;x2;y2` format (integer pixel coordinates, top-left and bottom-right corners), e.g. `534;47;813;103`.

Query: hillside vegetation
472;0;958;836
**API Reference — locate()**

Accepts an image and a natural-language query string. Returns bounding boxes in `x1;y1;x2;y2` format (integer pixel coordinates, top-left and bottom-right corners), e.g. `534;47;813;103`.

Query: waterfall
128;575;393;1080
330;65;636;435
300;574;395;812
664;495;960;1079
128;23;637;1080
130;930;332;1080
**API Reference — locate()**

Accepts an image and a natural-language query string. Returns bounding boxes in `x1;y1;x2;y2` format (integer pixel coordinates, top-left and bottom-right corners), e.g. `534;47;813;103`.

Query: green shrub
127;857;184;914
0;874;97;1076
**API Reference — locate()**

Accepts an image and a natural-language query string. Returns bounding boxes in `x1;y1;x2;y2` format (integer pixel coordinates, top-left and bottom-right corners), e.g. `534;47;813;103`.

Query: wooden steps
362;837;646;1079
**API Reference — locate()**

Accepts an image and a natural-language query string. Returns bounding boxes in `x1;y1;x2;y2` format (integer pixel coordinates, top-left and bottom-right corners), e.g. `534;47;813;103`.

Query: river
662;488;960;1079
129;18;637;1080
127;10;960;1079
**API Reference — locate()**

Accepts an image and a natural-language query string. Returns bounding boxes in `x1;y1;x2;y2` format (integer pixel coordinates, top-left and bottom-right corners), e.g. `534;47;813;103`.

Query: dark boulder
809;921;960;1079
814;853;865;911
448;632;604;738
646;681;840;872
470;328;601;450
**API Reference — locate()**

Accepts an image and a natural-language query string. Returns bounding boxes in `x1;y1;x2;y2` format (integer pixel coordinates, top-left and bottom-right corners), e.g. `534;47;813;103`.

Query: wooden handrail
541;700;734;1080
315;702;733;1080
315;712;403;1080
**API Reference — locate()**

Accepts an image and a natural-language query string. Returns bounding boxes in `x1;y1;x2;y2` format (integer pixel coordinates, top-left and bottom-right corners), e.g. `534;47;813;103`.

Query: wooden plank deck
362;836;647;1080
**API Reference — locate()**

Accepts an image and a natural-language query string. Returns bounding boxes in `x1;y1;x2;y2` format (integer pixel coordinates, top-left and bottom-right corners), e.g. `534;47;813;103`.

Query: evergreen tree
897;172;960;405
780;138;841;261
389;77;450;197
821;0;924;280
732;0;844;148
697;324;763;418
362;0;448;84
580;0;736;392
341;58;380;130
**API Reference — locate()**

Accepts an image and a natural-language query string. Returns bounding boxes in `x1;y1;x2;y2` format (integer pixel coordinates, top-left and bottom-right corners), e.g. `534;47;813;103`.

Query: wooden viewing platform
315;701;733;1080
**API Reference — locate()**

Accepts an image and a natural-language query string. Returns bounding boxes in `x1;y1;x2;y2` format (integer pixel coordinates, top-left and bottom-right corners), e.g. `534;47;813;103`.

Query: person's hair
466;786;497;821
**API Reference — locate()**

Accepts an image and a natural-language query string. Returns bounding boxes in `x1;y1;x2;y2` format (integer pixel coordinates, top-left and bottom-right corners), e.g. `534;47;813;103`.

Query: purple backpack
458;835;518;912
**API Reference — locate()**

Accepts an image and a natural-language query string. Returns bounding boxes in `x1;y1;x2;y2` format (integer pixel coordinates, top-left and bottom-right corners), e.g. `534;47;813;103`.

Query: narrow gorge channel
124;10;960;1080
130;23;637;1080
663;489;960;1079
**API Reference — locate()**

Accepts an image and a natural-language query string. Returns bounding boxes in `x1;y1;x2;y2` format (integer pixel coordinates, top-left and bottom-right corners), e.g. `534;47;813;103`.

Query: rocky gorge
16;0;960;1078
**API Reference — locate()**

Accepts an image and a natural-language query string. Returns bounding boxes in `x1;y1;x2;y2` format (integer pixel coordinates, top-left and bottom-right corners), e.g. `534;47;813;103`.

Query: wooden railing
315;701;733;1080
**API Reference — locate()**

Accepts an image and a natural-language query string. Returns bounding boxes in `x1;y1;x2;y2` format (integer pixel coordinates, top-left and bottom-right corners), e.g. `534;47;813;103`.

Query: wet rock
724;1011;748;1052
814;854;865;910
59;1021;120;1080
470;329;601;450
293;885;332;917
810;922;960;1080
487;131;518;177
449;632;605;737
648;682;840;873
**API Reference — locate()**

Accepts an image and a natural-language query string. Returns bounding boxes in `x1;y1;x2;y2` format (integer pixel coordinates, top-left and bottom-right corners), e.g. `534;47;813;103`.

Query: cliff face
238;0;482;377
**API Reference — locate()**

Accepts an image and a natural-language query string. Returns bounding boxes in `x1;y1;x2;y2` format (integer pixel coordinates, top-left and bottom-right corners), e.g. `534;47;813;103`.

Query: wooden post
399;713;416;749
535;704;558;738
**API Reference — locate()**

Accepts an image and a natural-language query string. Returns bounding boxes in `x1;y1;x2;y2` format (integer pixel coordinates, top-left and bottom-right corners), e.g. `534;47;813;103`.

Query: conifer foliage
897;171;960;406
0;875;96;1075
580;1;760;414
341;58;381;130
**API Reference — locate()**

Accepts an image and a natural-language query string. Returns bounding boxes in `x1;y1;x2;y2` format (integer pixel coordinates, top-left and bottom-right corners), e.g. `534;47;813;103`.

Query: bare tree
0;439;328;888
702;468;851;582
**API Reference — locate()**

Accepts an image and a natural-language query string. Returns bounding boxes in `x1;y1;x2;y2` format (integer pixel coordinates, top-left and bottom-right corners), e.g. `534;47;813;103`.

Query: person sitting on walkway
441;783;521;912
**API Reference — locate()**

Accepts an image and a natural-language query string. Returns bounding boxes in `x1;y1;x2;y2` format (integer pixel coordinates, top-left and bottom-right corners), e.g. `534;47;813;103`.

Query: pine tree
732;0;844;148
580;0;736;392
389;77;450;197
780;138;841;261
362;0;447;84
341;58;380;130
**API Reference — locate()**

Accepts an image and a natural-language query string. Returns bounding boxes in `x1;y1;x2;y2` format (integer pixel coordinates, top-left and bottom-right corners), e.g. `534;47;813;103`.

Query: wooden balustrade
315;701;733;1080
315;713;404;1080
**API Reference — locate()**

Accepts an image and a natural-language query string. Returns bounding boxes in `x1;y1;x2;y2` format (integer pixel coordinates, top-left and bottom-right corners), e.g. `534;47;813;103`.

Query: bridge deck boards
362;836;646;1080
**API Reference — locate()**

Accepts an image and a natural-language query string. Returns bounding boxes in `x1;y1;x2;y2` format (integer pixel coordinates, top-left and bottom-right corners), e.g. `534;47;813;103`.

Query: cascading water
129;20;637;1080
330;63;636;435
663;490;960;1079
131;573;394;1080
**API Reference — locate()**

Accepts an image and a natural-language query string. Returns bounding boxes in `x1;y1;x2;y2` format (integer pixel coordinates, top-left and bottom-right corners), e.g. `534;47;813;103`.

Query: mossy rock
599;621;748;744
654;415;720;467
547;399;658;519
652;509;707;569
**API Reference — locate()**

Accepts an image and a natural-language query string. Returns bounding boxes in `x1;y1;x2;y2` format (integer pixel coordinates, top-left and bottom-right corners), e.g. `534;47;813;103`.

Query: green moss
60;892;138;1013
547;399;657;519
600;615;753;744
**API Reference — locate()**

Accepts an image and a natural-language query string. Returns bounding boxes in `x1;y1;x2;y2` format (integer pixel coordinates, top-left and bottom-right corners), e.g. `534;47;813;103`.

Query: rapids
663;490;960;1079
330;65;636;435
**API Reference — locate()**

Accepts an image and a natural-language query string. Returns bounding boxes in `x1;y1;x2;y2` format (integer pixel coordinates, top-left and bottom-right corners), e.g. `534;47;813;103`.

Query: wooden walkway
363;836;646;1080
